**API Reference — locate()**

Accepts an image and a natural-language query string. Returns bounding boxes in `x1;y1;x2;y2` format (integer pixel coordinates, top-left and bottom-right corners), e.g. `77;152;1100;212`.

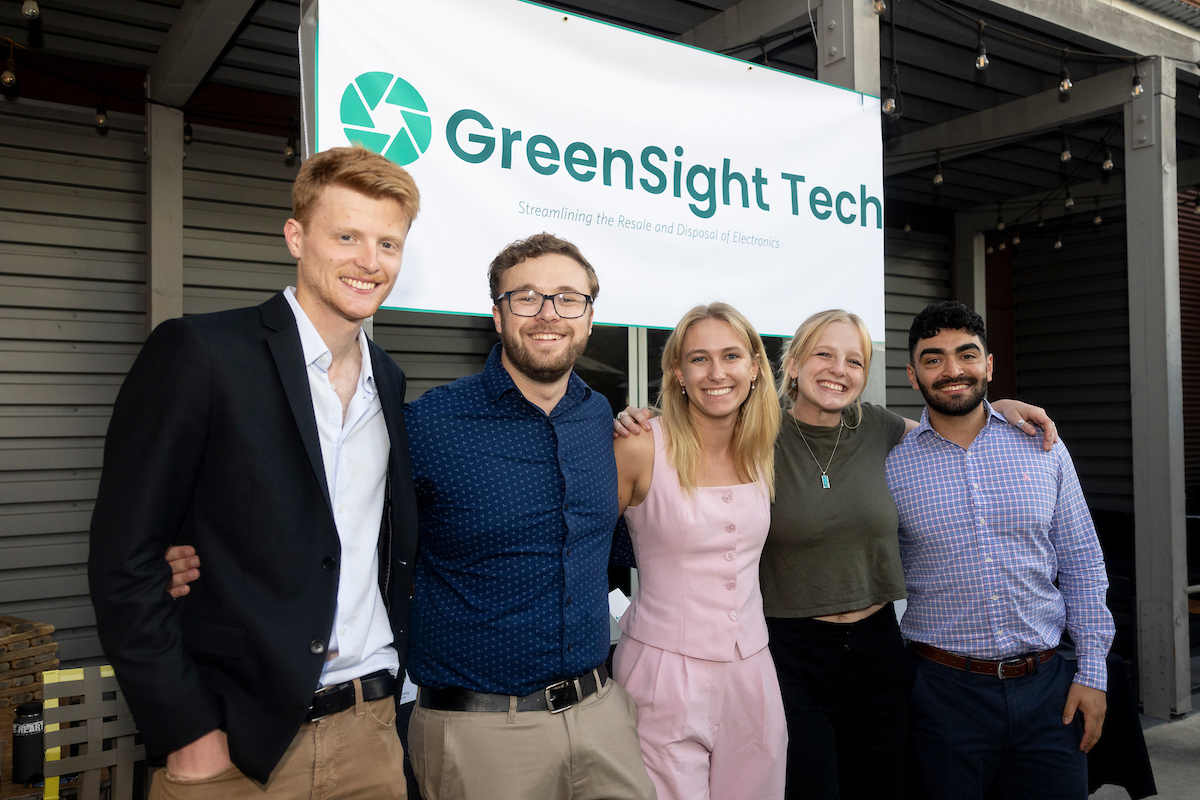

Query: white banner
314;0;884;338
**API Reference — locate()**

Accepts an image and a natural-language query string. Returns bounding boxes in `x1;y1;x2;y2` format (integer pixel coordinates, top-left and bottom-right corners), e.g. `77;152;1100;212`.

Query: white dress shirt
284;287;398;687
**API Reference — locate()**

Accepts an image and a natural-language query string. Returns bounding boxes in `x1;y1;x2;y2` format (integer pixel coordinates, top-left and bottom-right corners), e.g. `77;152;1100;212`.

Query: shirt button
985;557;993;564
318;354;329;367
310;640;326;655
339;625;347;635
725;551;735;561
727;581;736;591
567;643;574;652
565;549;572;558
722;493;732;503
726;524;736;533
566;597;572;606
337;504;345;513
729;611;739;621
322;557;337;570
991;595;999;601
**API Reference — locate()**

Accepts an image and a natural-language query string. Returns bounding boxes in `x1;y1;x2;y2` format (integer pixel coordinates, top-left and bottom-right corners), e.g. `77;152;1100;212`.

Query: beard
914;372;988;417
500;322;589;385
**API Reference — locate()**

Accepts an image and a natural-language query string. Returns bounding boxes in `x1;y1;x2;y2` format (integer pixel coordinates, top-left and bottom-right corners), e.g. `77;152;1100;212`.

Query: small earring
790;378;797;388
750;380;756;390
681;385;687;396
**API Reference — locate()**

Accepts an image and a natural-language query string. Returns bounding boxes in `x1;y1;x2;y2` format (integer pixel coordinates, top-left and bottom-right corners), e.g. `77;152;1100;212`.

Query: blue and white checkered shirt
885;401;1114;690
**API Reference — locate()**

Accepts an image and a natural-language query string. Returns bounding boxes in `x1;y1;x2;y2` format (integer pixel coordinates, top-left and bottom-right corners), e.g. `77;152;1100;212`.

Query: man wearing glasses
402;233;655;800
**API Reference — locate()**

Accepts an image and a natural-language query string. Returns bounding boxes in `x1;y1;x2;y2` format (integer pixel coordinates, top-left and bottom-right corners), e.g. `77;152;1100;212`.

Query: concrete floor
1091;656;1200;800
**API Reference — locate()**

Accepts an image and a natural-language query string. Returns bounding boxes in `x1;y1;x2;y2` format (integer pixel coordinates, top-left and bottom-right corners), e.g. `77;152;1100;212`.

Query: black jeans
767;603;909;800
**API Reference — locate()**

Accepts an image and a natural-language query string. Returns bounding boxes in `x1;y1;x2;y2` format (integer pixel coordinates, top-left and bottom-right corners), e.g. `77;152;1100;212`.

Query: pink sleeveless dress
613;418;787;800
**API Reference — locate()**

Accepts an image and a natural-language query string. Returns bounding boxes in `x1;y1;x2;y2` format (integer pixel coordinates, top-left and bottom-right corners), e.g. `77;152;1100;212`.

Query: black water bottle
12;701;44;785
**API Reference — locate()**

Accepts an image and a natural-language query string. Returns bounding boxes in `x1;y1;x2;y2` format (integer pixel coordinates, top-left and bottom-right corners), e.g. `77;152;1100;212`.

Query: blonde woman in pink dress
612;303;786;800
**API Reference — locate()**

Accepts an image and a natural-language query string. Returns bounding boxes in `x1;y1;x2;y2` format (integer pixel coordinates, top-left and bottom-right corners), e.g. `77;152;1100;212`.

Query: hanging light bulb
1059;54;1072;93
21;0;39;20
986;244;994;255
1012;235;1021;246
284;137;297;162
1054;236;1063;250
872;0;886;15
1102;143;1114;172
1192;190;1200;215
1131;71;1144;97
882;88;896;116
95;103;107;129
1064;188;1074;209
1037;209;1045;228
1;57;15;89
975;23;989;71
933;151;944;186
996;206;1005;231
183;121;193;144
1060;129;1072;163
903;221;912;234
998;239;1007;251
1093;197;1102;226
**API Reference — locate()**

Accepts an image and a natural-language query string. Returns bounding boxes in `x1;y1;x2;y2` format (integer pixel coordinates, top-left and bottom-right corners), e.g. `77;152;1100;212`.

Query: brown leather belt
911;642;1056;680
419;664;608;714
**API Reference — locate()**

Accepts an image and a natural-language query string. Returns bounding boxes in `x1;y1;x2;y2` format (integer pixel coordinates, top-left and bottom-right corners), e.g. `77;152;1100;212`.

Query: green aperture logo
340;72;432;165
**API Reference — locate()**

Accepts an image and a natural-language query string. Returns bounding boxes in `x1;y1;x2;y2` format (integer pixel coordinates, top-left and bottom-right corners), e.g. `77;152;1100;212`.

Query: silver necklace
792;414;843;489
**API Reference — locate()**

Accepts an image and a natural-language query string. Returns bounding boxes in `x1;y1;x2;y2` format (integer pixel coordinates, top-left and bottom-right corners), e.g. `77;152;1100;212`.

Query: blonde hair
658;303;779;499
292;145;420;228
777;309;873;427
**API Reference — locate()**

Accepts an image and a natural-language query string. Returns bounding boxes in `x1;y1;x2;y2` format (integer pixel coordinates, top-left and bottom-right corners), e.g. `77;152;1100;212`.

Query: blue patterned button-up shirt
405;344;618;696
885;401;1114;689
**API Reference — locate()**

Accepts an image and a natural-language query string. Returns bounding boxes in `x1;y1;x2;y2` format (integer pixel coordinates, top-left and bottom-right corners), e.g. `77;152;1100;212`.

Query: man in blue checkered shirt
885;301;1114;800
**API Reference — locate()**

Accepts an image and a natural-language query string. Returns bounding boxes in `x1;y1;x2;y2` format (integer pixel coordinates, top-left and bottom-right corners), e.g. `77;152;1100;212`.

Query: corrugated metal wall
1178;192;1200;498
1012;212;1132;513
0;99;494;665
884;230;952;420
0;99;146;663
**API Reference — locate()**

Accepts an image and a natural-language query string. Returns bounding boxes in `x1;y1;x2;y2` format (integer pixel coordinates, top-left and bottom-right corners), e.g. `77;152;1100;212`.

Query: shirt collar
480;342;589;409
915;398;1003;439
283;287;375;392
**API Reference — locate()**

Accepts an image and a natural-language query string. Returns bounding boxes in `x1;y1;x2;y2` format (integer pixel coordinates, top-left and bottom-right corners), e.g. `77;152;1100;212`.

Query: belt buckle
307;683;341;721
544;677;583;714
996;656;1028;680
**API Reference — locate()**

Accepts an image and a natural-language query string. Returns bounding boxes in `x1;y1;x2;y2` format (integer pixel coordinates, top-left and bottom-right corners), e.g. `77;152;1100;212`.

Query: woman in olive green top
764;309;1052;800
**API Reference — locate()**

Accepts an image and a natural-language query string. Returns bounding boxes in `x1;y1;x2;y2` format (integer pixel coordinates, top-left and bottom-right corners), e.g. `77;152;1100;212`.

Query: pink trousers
613;635;788;800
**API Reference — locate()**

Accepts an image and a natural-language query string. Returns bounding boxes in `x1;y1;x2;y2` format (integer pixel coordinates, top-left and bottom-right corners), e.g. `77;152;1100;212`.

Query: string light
1131;68;1144;97
1037;209;1045;228
997;238;1007;251
1093;197;1102;226
284;136;297;162
95;102;107;129
1064;184;1074;209
933;150;944;186
975;22;989;71
1059;53;1072;93
1060;128;1071;163
21;1;39;20
1;44;16;89
872;0;886;15
1012;235;1021;246
996;204;1005;231
1054;236;1063;250
1102;141;1114;172
183;121;193;144
986;243;994;254
882;87;897;116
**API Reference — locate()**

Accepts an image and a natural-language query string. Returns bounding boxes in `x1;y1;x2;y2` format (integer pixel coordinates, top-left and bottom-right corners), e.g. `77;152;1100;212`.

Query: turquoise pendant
821;475;830;489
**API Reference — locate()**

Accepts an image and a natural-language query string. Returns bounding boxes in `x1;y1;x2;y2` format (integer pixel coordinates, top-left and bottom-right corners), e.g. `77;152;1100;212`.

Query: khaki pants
150;695;406;800
409;674;656;800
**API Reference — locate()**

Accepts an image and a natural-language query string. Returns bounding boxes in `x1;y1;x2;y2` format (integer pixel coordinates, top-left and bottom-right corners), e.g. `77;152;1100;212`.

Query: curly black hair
907;301;987;362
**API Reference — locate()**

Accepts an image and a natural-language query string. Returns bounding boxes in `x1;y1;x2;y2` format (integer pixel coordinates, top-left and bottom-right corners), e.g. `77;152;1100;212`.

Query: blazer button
310;640;326;655
322;557;337;571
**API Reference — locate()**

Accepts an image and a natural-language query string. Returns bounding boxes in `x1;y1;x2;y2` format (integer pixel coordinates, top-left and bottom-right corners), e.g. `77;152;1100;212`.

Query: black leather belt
418;664;608;714
307;669;396;721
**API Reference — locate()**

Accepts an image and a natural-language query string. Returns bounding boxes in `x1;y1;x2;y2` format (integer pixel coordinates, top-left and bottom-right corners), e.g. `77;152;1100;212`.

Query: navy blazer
89;292;418;783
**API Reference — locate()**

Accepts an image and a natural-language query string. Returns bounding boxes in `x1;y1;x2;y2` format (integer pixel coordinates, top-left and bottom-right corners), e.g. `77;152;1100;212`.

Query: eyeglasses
496;290;593;318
